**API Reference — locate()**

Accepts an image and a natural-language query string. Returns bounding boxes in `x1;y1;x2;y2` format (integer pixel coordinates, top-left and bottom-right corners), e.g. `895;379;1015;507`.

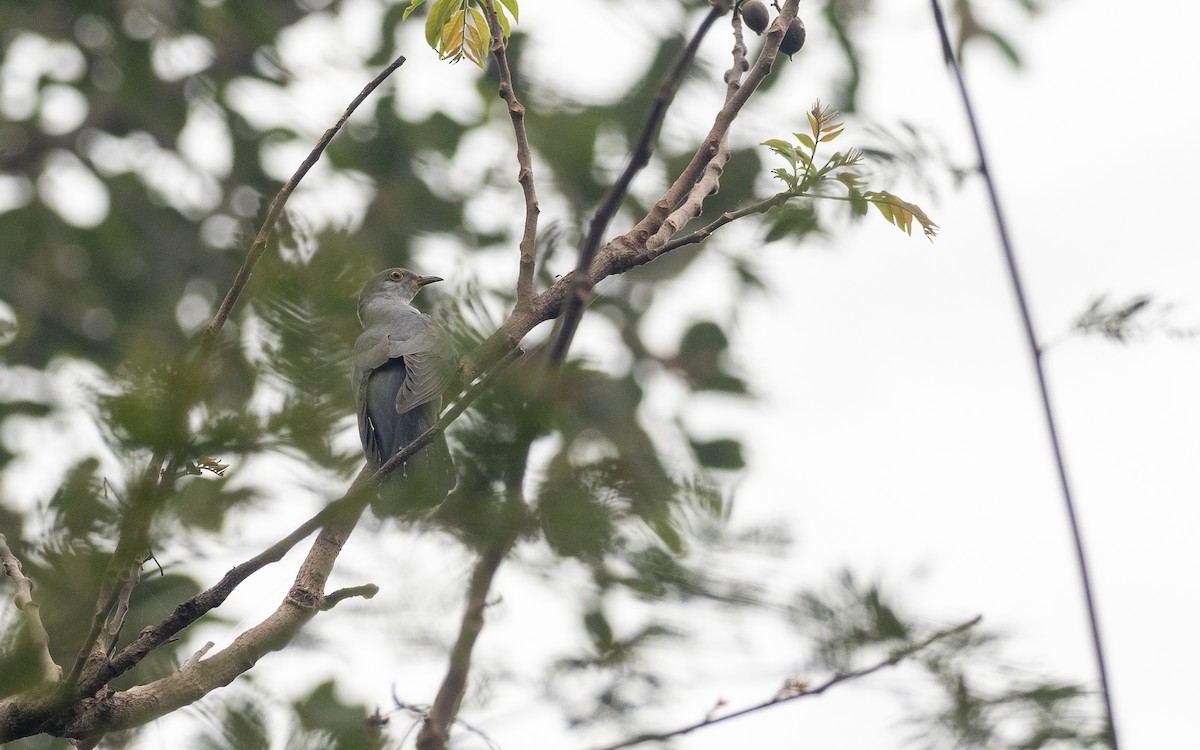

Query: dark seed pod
780;17;806;55
739;0;770;35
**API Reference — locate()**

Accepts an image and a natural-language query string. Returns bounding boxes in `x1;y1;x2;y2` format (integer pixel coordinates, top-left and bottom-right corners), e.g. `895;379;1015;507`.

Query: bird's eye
389;270;403;281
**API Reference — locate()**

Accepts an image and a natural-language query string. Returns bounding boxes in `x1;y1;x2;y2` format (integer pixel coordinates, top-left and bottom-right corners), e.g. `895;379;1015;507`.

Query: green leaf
497;0;520;23
403;0;429;21
425;0;459;50
796;133;815;150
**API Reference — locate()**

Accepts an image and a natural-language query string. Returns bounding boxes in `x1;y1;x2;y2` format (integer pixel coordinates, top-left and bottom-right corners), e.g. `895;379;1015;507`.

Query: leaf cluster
405;0;520;67
763;101;939;239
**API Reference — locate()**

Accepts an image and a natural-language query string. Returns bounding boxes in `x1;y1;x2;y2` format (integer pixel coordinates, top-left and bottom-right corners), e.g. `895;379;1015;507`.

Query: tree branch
321;584;379;610
481;0;540;311
587;615;983;750
74;345;523;700
415;541;513;750
649;192;790;260
547;4;728;366
929;2;1118;745
206;54;407;340
1;534;62;683
51;504;366;742
63;54;409;695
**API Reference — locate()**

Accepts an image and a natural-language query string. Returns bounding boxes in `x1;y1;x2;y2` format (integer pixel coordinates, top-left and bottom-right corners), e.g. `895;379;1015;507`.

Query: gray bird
353;268;456;511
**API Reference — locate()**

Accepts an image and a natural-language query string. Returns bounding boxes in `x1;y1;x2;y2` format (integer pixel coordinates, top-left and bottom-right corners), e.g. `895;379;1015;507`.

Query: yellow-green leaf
424;0;457;49
440;9;466;57
498;0;519;23
403;0;428;22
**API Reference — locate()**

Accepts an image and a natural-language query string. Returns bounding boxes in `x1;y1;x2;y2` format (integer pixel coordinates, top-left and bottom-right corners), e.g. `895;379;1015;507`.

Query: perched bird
352;268;456;512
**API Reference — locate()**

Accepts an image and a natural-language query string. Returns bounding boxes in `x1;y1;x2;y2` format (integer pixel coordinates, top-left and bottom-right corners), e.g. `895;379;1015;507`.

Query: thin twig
547;4;728;366
588;615;983;750
206;54;407;340
651;192;790;259
1;534;62;682
481;0;540;310
68;451;168;686
321;584;379;610
928;2;1118;747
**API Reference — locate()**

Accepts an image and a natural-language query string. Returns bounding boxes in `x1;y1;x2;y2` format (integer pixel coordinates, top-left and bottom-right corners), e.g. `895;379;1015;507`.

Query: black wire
928;2;1119;747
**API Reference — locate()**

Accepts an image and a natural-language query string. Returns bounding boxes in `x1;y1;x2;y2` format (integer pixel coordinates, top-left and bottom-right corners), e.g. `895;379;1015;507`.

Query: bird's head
357;267;443;323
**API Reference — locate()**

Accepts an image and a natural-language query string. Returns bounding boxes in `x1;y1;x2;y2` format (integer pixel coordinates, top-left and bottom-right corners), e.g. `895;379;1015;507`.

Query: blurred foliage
795;572;1108;750
0;0;1072;748
1070;294;1198;344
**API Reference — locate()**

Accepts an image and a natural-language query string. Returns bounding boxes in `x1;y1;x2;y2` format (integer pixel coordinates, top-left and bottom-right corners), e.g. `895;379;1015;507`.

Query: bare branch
206;54;407;339
481;0;540;310
415;542;512;750
587;615;983;750
77;562;142;686
321;584;379;611
547;4;728;365
1;533;61;683
930;1;1118;744
639;5;750;258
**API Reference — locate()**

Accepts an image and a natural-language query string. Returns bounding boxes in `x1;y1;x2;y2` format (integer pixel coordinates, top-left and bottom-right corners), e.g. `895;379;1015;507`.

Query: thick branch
588;615;983;750
547;4;727;365
1;534;61;683
75;491;356;697
54;508;365;742
600;0;796;281
481;0;540;310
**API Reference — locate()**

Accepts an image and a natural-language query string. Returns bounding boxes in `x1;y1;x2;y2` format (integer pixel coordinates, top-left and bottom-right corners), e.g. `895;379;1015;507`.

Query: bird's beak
417;275;443;287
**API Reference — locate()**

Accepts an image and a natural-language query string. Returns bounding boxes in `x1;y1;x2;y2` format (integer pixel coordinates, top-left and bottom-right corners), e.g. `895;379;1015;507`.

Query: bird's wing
392;317;455;414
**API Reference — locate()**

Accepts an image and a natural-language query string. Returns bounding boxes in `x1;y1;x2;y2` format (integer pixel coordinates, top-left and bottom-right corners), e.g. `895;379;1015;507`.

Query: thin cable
928;2;1119;746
